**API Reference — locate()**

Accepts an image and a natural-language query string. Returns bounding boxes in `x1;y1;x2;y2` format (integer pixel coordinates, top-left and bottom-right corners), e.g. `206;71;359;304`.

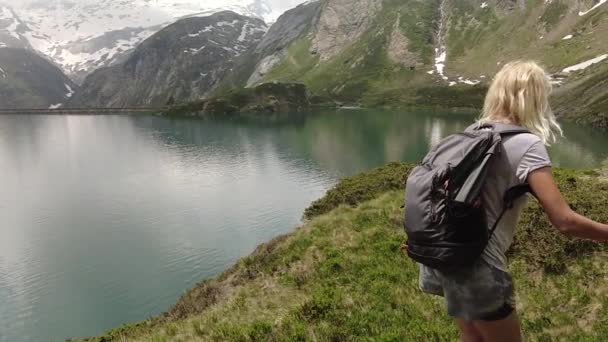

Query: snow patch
64;83;74;98
435;48;448;80
430;1;481;87
0;7;21;40
222;46;240;56
562;54;608;73
457;76;480;85
187;26;213;38
461;79;480;85
184;46;206;54
562;34;573;40
579;0;607;16
237;21;250;42
0;66;5;78
49;103;63;109
216;20;240;28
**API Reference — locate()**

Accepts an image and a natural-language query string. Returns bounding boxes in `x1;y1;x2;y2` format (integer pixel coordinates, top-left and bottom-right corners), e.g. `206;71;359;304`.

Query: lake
1;110;607;341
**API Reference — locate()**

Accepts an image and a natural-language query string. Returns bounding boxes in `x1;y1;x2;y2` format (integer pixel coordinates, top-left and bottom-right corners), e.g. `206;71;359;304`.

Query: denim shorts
419;259;515;321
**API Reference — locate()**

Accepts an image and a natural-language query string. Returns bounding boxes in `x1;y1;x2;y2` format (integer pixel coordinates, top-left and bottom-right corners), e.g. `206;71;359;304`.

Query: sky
266;0;308;13
10;0;309;11
5;0;312;28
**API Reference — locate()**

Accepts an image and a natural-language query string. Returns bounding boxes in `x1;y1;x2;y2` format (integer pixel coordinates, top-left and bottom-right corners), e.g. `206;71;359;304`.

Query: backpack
403;123;532;270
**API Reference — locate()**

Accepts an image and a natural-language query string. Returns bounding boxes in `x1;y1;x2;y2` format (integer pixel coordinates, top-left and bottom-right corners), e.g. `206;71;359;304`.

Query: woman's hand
528;167;608;241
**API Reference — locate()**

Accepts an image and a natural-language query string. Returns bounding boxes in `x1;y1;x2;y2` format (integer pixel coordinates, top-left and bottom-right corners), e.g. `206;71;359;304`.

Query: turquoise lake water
0;110;607;341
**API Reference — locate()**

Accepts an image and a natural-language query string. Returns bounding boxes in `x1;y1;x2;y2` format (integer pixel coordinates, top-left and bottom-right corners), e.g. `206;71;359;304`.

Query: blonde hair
479;60;562;145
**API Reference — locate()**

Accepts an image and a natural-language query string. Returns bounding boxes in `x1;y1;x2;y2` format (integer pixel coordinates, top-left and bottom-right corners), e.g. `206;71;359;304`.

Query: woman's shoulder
504;132;549;161
508;132;543;146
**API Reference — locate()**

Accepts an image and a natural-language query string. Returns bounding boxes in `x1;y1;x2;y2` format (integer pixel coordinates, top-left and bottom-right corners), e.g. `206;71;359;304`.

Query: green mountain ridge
213;0;607;122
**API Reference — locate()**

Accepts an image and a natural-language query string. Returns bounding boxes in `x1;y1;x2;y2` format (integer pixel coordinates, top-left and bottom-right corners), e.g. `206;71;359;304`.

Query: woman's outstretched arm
528;167;608;241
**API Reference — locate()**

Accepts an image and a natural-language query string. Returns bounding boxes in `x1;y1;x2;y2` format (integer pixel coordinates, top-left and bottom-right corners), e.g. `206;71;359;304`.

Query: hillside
81;163;608;341
213;0;607;121
69;12;267;107
553;61;608;127
0;48;76;109
164;82;332;117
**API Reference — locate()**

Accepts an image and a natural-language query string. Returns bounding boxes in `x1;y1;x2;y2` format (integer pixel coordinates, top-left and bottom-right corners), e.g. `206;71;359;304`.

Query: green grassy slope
444;0;608;76
553;62;608;127
82;163;608;341
257;0;457;108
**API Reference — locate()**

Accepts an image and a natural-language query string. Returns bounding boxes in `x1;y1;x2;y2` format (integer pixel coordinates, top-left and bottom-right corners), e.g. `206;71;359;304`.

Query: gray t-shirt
480;128;552;271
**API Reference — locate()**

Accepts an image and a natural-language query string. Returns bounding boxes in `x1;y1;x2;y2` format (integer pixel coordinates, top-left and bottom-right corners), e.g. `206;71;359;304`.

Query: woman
419;61;608;342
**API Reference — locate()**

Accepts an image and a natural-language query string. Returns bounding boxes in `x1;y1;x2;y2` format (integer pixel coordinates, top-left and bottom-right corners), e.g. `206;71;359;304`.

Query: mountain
553;61;608;127
217;0;607;121
69;11;267;107
0;4;32;50
5;0;605;119
0;47;76;108
217;0;324;91
0;0;295;83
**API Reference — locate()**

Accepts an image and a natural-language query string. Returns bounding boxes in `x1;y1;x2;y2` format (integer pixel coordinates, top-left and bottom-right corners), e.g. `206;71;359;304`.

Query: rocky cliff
310;0;382;61
70;11;267;107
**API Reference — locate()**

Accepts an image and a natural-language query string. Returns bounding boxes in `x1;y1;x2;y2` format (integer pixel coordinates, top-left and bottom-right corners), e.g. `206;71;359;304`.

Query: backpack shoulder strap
497;129;531;137
488;184;535;237
474;122;531;136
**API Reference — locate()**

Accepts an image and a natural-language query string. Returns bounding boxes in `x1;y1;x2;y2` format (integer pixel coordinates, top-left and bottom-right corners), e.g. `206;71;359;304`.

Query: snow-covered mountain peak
148;0;277;22
0;0;301;83
0;3;32;49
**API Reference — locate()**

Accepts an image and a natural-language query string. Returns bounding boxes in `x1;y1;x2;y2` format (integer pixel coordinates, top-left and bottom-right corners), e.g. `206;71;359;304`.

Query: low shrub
303;162;414;219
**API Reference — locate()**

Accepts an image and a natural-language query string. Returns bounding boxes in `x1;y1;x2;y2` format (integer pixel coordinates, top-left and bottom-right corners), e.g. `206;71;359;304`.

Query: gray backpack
404;123;531;270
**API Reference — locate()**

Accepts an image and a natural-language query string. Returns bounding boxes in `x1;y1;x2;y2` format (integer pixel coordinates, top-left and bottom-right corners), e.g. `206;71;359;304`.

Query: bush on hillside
305;163;608;273
511;169;606;273
303;162;414;219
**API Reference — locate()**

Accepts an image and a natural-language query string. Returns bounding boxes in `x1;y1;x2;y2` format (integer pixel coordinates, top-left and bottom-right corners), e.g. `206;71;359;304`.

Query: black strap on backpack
489;184;533;237
473;123;534;239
